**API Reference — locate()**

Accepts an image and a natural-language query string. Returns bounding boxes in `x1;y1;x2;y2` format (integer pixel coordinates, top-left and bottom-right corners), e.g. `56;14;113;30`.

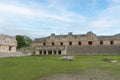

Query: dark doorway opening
69;42;72;46
78;41;81;45
100;41;103;45
48;51;52;55
43;43;46;46
52;43;54;46
43;51;46;55
60;42;63;46
54;50;57;55
110;41;114;45
9;46;12;51
39;50;42;55
58;50;61;55
88;41;92;45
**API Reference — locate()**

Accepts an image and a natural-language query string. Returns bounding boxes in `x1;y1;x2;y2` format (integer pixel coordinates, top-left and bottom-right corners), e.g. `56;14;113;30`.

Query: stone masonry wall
0;34;17;52
32;32;120;55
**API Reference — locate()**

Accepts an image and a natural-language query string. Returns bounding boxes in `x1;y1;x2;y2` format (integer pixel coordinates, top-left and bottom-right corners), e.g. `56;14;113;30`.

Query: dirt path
38;69;119;80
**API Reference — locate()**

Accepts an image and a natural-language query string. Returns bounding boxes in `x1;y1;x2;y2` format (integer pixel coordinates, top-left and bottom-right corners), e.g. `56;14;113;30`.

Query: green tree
16;35;32;49
24;36;33;46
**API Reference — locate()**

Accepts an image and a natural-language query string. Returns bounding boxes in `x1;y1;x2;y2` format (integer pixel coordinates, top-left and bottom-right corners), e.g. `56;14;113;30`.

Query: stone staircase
67;45;120;55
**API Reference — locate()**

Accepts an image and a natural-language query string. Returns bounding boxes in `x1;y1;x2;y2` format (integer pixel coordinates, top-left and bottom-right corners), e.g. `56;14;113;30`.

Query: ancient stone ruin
32;31;120;55
0;34;17;52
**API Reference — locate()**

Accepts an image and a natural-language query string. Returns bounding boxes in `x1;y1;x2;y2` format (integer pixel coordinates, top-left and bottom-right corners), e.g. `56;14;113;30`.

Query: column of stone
42;50;44;55
39;50;41;55
1;45;3;52
52;50;54;55
46;50;48;55
35;50;39;55
56;50;58;55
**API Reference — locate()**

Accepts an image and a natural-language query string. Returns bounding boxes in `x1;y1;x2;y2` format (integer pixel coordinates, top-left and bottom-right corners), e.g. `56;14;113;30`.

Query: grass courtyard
0;55;120;80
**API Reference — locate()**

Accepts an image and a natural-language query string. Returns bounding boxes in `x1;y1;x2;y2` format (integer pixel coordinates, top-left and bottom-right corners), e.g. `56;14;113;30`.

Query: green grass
0;55;120;80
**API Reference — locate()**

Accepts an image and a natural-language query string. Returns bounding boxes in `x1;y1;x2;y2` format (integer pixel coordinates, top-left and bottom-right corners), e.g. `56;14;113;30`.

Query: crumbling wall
0;34;17;52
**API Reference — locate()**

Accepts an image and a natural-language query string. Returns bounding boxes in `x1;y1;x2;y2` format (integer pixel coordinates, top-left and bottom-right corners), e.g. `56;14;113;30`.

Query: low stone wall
67;45;120;55
0;52;31;58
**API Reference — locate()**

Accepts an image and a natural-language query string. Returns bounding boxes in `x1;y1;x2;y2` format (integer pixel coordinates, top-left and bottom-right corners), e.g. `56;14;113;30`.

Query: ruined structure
32;32;120;55
0;34;17;52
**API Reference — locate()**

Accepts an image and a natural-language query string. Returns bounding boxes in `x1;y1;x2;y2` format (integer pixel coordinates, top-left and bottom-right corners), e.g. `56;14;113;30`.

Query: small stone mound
58;56;74;61
103;57;117;63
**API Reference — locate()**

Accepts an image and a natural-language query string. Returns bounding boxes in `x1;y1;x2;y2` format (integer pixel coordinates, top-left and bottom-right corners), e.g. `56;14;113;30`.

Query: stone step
67;45;120;55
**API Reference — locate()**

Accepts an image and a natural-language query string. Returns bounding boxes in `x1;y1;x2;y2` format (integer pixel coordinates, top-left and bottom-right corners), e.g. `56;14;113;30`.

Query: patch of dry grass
39;69;118;80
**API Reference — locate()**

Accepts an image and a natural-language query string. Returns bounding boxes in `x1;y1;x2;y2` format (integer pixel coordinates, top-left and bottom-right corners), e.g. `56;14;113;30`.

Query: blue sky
0;0;120;38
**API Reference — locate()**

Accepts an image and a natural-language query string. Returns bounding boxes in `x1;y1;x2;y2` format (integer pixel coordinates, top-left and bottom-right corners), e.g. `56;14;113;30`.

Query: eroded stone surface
0;34;17;52
32;32;120;55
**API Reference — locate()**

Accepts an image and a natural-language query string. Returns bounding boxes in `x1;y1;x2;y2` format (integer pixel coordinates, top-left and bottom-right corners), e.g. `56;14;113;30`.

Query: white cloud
89;3;120;28
0;2;87;23
0;3;72;22
0;4;32;15
90;20;109;27
89;19;120;27
0;19;5;25
111;0;120;3
2;0;120;38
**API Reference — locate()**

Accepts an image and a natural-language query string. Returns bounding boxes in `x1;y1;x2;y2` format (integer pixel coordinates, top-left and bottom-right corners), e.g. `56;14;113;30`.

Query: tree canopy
16;35;32;49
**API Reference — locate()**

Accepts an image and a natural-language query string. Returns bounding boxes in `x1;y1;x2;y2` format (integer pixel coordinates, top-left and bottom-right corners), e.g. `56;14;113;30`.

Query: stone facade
0;34;17;52
32;31;120;55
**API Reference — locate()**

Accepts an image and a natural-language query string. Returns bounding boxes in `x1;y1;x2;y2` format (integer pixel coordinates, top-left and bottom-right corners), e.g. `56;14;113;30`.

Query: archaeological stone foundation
32;31;120;55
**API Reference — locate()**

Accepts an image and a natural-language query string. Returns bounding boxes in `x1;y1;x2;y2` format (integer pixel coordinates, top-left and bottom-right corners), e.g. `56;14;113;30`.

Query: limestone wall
33;32;120;47
0;34;17;52
32;32;120;55
33;40;119;47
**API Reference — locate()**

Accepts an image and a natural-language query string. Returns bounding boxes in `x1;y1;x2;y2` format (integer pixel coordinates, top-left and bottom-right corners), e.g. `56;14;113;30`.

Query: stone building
0;34;17;52
32;32;120;55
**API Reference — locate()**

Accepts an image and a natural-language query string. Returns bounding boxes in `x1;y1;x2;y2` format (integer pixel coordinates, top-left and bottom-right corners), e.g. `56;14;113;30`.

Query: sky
0;0;120;39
